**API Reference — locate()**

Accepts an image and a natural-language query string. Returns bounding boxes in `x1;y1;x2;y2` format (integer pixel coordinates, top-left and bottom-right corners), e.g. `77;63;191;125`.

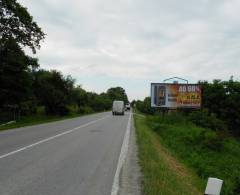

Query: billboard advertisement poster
151;83;201;108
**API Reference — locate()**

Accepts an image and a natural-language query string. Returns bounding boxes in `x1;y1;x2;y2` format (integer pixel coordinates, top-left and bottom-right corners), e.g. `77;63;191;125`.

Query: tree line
135;78;240;136
0;0;128;123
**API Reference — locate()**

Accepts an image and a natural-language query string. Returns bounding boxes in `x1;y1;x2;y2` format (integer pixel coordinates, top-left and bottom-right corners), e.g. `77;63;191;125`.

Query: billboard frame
150;82;202;109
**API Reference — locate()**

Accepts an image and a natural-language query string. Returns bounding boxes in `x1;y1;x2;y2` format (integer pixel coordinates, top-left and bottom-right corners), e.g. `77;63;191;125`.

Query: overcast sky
19;0;240;100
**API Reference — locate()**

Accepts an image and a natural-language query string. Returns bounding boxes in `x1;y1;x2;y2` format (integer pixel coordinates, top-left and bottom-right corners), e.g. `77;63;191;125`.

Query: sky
19;0;240;100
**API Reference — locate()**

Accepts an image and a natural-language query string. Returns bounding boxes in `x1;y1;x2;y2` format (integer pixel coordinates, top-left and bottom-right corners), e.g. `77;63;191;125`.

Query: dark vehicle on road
125;103;130;111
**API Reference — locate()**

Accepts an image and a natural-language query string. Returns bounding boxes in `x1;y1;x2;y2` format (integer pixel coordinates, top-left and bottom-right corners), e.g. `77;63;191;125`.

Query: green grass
0;111;97;131
140;113;240;195
134;114;205;195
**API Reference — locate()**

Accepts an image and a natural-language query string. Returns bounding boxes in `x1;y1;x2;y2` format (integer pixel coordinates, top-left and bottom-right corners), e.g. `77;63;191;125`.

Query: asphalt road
0;112;131;195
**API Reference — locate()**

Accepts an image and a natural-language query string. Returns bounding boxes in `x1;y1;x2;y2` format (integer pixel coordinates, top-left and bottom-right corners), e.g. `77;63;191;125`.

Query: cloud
19;0;240;100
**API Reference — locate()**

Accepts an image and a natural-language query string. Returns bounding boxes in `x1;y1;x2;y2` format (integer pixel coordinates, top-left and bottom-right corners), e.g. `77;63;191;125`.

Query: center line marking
0;115;110;160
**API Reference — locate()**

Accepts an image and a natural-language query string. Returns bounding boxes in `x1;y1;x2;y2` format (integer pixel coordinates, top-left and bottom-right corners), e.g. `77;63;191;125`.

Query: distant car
112;100;125;115
125;103;130;111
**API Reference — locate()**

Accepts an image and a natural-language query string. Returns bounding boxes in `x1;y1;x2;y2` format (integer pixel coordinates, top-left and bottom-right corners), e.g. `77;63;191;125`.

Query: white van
112;100;125;115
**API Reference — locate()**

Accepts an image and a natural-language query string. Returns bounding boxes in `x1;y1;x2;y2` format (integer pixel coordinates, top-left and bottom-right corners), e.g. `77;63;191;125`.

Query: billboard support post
162;107;168;118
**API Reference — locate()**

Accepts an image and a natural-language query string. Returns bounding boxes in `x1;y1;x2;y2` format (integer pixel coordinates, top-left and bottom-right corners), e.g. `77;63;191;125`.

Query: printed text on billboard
151;83;201;108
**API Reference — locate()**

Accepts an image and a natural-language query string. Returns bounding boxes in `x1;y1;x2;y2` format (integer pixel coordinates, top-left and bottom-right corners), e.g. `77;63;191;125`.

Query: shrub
20;100;37;116
0;108;13;123
136;97;156;114
188;110;227;131
145;114;240;194
202;131;223;151
200;79;240;136
233;175;240;194
149;113;224;151
78;106;94;114
56;105;69;116
45;104;69;116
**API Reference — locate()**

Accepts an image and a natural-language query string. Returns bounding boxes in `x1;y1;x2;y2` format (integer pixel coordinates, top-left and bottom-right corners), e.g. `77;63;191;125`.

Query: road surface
0;112;132;195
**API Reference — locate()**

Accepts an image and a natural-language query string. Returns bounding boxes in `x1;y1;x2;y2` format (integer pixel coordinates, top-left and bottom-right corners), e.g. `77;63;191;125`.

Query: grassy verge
135;112;240;195
0;112;101;131
134;114;205;195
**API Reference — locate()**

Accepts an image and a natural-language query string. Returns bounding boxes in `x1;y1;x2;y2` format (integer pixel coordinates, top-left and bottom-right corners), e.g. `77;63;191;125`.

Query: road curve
0;112;131;195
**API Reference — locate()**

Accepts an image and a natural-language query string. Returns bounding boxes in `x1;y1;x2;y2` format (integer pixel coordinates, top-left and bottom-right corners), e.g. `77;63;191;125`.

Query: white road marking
0;115;110;160
111;112;132;195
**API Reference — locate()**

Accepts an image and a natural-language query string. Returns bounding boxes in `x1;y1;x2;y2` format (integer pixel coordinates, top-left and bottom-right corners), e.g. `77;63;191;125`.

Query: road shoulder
118;116;142;195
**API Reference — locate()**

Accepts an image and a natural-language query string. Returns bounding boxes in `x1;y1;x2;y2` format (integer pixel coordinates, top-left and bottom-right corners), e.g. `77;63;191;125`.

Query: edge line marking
111;112;132;195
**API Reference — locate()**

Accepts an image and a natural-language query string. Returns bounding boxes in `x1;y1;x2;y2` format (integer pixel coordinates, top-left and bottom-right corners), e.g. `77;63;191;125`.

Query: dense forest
0;0;128;123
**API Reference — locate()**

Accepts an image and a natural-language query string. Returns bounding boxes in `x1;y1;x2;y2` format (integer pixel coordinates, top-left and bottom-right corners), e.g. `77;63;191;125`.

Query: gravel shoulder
118;117;142;195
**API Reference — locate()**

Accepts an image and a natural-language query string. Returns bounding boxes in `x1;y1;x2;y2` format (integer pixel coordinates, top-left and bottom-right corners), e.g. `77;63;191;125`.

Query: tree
92;93;112;111
135;97;155;114
70;86;88;108
0;0;44;120
200;79;240;136
33;70;75;115
0;38;38;108
107;87;128;103
0;0;45;53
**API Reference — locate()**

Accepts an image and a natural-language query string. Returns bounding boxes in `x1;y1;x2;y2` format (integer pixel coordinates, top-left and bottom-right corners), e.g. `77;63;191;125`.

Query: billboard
151;83;201;108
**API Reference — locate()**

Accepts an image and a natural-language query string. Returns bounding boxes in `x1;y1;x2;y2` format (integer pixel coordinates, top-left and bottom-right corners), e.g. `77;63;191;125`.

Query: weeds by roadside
143;112;240;195
134;114;204;195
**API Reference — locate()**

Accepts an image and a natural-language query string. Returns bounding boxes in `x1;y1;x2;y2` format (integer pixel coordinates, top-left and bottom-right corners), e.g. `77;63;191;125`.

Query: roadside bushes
19;100;37;116
145;114;240;194
33;70;74;116
135;97;156;114
201;79;240;136
137;103;228;151
188;109;227;132
77;106;94;114
202;130;224;151
187;110;227;150
181;128;223;151
148;113;224;151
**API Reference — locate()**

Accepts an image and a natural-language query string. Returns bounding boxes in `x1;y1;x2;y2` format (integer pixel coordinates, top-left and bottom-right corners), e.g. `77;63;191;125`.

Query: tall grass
134;114;204;195
147;113;240;195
